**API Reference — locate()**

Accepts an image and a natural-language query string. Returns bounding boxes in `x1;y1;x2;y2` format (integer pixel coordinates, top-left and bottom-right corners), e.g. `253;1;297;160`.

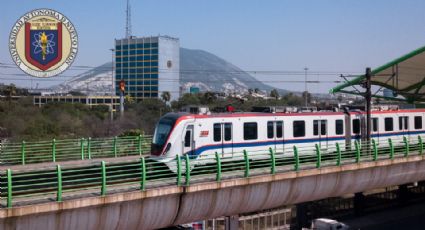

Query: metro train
150;108;425;171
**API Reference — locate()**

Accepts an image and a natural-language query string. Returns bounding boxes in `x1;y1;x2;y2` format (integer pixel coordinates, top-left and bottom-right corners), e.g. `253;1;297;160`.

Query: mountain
180;48;283;94
52;48;286;95
52;62;113;95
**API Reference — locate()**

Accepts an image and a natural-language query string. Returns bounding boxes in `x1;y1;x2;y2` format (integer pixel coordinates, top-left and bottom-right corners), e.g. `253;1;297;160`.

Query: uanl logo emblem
9;9;78;78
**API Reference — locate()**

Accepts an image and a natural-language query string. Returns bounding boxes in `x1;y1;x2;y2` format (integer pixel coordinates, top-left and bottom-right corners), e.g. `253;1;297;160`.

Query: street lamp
304;67;308;107
109;48;115;121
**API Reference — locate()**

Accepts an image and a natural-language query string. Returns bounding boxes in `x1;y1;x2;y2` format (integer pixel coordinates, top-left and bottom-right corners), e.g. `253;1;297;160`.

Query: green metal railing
1;136;424;208
0;135;152;166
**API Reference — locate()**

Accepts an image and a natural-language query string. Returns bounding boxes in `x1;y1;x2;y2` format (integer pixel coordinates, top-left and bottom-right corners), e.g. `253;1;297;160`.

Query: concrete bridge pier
354;192;365;216
224;215;238;230
292;202;310;230
398;184;409;204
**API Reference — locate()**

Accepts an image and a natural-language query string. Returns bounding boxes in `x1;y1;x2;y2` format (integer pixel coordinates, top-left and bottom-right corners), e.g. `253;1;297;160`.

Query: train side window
320;120;327;135
276;121;283;138
244;122;258;140
335;120;344;135
415;116;422;129
313;120;319;136
224;123;232;141
372;118;378;132
267;121;274;139
293;120;305;137
184;130;191;147
213;123;221;142
352;119;360;134
385;117;393;131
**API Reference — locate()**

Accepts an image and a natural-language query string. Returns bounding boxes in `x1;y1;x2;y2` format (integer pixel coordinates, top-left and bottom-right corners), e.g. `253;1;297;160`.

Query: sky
1;0;425;93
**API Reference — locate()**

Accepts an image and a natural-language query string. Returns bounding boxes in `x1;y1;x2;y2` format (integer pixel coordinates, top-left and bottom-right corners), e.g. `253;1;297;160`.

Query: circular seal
9;9;78;78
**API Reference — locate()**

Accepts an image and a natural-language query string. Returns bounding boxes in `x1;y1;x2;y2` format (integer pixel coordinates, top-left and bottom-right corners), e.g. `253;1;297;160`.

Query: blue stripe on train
187;130;425;157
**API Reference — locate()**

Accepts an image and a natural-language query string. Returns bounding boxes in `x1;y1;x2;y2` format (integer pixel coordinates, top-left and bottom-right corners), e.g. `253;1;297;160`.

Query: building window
385;117;393;131
415;116;422;130
224;123;232;141
244;122;258;140
276;121;283;138
293;121;305;137
336;120;344;135
213;123;221;142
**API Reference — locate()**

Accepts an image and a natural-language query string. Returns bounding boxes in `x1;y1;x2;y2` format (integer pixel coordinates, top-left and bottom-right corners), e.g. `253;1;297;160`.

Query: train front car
151;113;191;173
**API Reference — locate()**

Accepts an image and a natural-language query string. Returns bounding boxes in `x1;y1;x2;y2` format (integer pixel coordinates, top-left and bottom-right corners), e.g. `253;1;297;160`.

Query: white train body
150;109;425;171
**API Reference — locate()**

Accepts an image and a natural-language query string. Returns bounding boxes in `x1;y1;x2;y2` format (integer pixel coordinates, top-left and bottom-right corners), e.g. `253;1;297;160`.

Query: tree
254;88;260;94
5;84;16;102
203;91;217;104
270;89;279;100
161;91;171;103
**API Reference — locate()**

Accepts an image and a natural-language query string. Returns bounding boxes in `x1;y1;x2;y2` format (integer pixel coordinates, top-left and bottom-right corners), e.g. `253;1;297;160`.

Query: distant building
33;95;119;108
189;86;200;94
115;36;180;101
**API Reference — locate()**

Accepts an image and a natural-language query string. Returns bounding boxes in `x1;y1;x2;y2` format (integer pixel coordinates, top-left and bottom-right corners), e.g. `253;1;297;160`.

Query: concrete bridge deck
1;153;424;230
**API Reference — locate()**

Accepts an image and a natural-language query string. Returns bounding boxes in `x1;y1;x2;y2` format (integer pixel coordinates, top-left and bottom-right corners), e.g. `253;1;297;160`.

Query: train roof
167;108;425;121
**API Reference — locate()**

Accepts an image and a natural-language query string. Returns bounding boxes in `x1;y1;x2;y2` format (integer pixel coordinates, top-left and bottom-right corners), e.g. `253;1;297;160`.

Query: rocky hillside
52;48;286;95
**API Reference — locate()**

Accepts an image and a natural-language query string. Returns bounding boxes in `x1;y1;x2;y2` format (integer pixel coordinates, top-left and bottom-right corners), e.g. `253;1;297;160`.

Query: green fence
0;135;152;166
0;136;423;208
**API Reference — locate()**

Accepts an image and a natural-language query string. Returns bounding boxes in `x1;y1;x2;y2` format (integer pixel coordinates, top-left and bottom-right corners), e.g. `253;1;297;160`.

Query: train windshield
153;119;174;146
152;114;179;155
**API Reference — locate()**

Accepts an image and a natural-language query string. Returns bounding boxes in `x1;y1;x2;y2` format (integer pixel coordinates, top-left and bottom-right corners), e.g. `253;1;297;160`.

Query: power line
0;62;363;76
0;76;343;84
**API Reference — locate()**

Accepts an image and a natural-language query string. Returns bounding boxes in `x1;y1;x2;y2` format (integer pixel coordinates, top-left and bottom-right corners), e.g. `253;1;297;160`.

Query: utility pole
119;79;125;118
365;67;372;144
304;67;308;107
109;48;115;122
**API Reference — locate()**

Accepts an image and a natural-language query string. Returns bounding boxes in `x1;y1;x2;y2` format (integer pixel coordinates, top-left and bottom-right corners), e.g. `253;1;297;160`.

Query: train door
267;121;277;152
214;123;233;158
398;115;409;141
314;119;328;149
182;124;195;156
268;121;284;153
222;123;233;158
276;121;284;153
372;117;379;142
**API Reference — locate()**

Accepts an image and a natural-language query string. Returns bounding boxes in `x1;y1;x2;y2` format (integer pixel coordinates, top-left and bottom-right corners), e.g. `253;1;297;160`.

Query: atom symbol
32;32;56;56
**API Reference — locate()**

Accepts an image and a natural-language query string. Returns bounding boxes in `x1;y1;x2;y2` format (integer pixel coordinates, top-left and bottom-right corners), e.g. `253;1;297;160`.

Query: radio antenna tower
125;0;132;38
